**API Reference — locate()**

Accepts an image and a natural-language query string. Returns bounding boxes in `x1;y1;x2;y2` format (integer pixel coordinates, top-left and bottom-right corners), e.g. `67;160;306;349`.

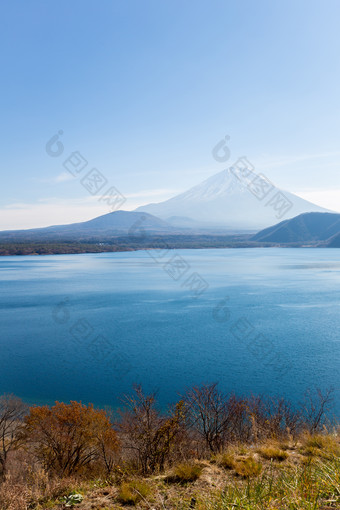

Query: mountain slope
328;232;340;247
136;168;330;230
0;211;175;241
252;212;340;244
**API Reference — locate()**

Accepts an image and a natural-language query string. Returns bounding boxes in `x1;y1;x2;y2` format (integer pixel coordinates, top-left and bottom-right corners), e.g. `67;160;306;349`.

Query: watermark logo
230;156;255;183
46;130;64;158
212;299;291;378
229;156;293;220
51;299;133;380
127;217;210;300
212;135;231;163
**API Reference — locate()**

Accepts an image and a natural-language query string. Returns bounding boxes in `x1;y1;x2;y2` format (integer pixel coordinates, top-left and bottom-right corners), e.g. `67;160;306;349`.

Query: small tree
184;384;246;453
246;395;302;441
302;388;334;433
119;385;185;474
0;394;27;477
22;401;119;476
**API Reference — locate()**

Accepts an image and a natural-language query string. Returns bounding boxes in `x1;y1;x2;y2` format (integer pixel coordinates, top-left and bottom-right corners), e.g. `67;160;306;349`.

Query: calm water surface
0;248;339;413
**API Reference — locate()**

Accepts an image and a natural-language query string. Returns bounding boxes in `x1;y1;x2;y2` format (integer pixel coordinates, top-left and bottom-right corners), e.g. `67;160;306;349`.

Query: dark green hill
252;212;340;244
328;232;340;247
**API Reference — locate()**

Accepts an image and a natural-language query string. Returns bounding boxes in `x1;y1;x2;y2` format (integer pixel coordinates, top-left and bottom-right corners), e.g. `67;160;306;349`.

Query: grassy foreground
1;432;339;510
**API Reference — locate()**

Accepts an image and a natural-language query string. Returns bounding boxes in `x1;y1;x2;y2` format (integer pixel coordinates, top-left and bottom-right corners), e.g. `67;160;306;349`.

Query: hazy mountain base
0;236;328;256
1;210;339;255
0;236;260;256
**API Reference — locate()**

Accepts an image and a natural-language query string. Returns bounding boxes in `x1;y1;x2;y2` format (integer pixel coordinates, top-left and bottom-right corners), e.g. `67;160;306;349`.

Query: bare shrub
184;384;247;453
246;395;302;441
0;394;27;478
302;388;334;433
119;385;185;474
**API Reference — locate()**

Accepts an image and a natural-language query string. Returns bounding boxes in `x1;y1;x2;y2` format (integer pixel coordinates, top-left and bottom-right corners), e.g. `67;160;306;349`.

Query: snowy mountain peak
136;167;331;231
178;168;249;201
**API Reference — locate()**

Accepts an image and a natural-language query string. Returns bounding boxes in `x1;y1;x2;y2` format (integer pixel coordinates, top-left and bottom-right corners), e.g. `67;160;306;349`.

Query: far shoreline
0;241;336;257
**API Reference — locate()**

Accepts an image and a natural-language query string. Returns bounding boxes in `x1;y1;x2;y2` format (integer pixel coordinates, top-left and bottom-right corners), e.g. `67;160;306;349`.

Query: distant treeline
0;235;276;256
0;242;132;256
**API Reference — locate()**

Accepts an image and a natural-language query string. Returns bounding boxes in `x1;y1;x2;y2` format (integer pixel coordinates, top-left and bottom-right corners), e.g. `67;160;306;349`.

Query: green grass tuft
117;480;151;505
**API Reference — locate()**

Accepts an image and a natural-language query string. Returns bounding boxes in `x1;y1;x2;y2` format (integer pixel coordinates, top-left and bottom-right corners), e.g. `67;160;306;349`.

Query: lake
0;248;339;414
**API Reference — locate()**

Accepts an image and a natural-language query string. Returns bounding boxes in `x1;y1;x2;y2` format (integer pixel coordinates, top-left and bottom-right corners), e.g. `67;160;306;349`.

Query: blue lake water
0;248;339;414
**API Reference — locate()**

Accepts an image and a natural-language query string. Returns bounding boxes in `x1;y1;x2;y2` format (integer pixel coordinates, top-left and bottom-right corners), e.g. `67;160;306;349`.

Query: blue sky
1;0;340;229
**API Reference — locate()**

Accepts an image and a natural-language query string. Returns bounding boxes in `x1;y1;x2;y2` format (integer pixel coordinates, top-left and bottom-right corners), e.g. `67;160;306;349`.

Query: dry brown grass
117;479;151;505
167;462;203;484
299;432;340;460
0;433;339;509
232;456;262;478
215;452;235;470
257;445;289;461
0;472;78;510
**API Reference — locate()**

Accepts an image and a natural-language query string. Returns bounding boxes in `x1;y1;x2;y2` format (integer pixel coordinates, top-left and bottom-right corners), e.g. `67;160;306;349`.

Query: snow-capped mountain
136;167;330;231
